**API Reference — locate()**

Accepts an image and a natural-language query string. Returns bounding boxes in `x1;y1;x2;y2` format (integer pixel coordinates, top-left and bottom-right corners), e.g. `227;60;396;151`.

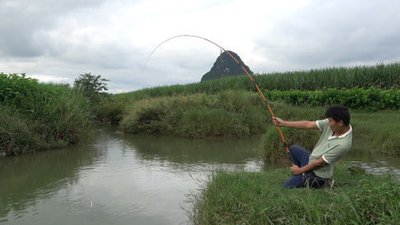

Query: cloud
0;0;399;92
254;0;400;70
0;0;111;57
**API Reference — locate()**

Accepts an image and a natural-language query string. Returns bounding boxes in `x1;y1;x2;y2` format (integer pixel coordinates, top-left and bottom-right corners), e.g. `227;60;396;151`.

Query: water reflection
0;130;107;222
119;133;264;163
0;128;266;225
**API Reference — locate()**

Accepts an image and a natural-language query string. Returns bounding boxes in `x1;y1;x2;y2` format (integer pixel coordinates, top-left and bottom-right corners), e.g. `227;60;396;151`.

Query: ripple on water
350;160;400;178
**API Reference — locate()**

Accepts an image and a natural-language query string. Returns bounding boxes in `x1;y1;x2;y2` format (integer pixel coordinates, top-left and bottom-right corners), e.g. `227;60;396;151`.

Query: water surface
1;128;399;225
0;128;265;225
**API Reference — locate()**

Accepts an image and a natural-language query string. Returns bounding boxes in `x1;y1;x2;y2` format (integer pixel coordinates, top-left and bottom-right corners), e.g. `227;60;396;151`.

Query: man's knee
289;144;310;155
289;144;300;154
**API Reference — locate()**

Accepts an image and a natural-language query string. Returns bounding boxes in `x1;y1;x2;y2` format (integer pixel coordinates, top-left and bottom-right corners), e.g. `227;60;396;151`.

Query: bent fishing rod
144;34;289;152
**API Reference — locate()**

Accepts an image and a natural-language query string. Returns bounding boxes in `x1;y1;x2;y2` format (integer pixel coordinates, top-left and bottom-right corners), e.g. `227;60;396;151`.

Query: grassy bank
116;62;400;144
121;90;269;138
192;164;400;225
0;73;91;156
119;87;400;156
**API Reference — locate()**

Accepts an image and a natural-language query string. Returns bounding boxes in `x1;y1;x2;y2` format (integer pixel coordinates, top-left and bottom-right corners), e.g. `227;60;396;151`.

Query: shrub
0;73;91;155
121;91;269;138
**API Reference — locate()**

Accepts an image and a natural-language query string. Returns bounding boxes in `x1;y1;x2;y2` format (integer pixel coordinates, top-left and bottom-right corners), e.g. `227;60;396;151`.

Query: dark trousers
284;145;329;188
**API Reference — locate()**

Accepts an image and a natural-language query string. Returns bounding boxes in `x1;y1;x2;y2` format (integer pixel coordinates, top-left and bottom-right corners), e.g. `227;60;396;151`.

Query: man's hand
272;117;284;126
290;158;326;176
290;164;302;175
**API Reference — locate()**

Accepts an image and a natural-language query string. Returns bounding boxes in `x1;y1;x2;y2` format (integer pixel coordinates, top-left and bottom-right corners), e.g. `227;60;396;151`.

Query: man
272;105;352;188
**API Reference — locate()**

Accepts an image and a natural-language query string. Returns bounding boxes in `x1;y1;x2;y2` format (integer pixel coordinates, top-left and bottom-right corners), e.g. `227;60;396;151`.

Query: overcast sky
1;0;399;93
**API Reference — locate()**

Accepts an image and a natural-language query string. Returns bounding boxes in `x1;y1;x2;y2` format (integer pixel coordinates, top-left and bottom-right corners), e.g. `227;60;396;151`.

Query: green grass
265;87;400;110
95;96;125;125
352;110;400;155
118;87;400;156
121;90;269;138
264;103;400;160
192;164;400;225
0;73;91;156
118;62;400;101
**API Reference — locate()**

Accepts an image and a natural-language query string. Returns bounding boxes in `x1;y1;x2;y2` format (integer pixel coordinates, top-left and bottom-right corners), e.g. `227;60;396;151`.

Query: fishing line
90;200;93;225
144;34;288;152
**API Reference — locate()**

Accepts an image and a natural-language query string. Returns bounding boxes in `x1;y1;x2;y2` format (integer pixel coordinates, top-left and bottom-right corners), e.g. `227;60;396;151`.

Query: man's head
325;105;350;132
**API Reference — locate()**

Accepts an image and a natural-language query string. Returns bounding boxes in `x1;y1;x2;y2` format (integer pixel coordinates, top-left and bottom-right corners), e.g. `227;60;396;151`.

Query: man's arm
290;157;326;175
272;117;318;129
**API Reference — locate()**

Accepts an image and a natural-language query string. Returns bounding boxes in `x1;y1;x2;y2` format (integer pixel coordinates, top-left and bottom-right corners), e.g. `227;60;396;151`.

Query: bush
0;73;91;155
0;107;42;155
121;91;269;138
95;97;125;125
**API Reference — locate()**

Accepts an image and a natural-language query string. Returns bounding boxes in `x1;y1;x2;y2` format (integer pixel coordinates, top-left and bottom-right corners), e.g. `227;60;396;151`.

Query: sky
1;0;399;93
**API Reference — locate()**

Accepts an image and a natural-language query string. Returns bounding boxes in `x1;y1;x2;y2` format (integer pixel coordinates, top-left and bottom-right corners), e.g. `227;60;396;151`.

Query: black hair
325;105;350;126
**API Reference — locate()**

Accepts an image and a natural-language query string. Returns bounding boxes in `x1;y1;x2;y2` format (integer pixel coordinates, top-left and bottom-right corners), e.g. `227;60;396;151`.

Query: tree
74;73;109;98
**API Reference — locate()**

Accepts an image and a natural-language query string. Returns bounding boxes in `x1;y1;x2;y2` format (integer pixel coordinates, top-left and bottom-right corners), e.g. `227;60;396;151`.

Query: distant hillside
201;51;253;82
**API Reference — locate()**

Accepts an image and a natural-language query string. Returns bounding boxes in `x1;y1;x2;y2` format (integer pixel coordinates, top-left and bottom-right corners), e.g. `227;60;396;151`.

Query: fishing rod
145;34;288;152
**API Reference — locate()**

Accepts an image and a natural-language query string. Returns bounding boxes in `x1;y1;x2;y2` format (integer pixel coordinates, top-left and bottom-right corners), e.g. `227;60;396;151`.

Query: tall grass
119;62;400;100
265;87;400;110
121;90;269;138
95;96;125;125
0;73;91;156
255;63;400;90
263;103;400;160
191;164;400;225
0;107;40;155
